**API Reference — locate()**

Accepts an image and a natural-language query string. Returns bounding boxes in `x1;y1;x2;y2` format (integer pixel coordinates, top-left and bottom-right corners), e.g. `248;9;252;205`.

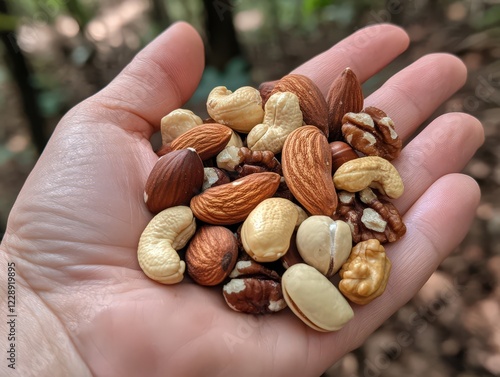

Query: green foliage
473;5;500;30
0;13;18;31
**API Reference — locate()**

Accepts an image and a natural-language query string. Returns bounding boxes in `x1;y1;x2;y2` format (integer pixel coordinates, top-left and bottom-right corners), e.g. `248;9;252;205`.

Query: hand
0;22;483;377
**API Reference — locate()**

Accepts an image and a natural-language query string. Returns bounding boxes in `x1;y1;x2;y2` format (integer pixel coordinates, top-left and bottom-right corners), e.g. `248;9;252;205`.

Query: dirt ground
1;1;500;376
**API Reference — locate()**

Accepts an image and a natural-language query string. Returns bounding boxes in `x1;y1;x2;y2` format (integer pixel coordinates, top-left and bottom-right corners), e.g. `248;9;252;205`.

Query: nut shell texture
223;278;286;314
282;126;338;216
186;225;238;286
144;149;204;214
282;263;354;332
190;172;281;225
326;67;364;140
339;239;391;305
170;123;233;161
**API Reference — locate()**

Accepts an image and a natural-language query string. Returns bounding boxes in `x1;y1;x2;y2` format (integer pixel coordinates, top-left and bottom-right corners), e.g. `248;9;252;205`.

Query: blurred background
0;0;499;375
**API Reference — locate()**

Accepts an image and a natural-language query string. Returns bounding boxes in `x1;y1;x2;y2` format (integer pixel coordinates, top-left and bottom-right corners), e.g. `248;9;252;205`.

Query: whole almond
267;74;329;137
190;172;281;225
144;148;204;213
185;225;238;286
282;126;338;216
170;123;233;160
326;67;363;140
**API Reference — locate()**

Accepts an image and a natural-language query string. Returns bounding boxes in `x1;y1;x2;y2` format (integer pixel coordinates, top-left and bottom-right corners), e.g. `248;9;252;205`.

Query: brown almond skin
267;74;329;137
144;149;204;213
326;67;364;141
170;123;233;160
190;172;281;225
185;225;238;286
282;126;338;216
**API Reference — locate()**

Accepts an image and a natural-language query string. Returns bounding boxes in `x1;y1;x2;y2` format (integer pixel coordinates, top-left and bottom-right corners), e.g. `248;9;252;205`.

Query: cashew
241;198;299;262
246;92;303;154
207;86;264;133
160;109;203;145
282;263;354;332
296;216;352;277
333;156;404;199
137;206;196;284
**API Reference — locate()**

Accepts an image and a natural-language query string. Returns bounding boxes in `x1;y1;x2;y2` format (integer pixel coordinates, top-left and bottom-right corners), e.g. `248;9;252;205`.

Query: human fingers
319;173;480;364
364;53;467;141
291;24;410;94
393;112;484;214
88;21;205;136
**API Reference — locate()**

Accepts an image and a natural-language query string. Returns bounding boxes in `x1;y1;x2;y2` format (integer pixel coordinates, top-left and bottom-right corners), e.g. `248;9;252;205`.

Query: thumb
92;21;205;136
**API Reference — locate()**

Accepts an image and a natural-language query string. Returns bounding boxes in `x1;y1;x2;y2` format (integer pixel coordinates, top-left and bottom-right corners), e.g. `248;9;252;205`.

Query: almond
190;172;281;225
267;74;329;137
144;148;204;213
185;225;238;286
326;67;364;141
282;126;337;216
170;123;233;160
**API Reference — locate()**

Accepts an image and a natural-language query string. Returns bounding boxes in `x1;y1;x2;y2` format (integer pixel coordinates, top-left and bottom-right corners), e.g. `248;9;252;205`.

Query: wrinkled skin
0;22;484;377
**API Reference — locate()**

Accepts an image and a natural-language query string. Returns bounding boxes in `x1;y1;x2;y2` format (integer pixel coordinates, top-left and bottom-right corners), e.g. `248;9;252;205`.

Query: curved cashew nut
296;216;352;277
207;86;264;133
333;156;404;199
246;92;303;154
241;198;299;262
137;206;196;284
160;109;203;144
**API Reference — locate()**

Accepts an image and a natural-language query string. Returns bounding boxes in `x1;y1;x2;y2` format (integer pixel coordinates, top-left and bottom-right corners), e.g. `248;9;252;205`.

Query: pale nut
216;145;242;171
282;126;338;216
282;263;354;332
246;91;303;154
339;239;392;305
206;86;265;133
333;156;404;199
185;225;238;286
144;148;204;214
266;74;329;137
296;216;352;277
170;123;233;161
190;172;281;225
137;206;196;284
160;109;203;145
241;198;299;262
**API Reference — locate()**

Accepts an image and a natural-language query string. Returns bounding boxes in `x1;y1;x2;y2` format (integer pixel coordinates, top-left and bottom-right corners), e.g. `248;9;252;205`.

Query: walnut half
339;239;391;305
334;188;406;244
342;106;402;161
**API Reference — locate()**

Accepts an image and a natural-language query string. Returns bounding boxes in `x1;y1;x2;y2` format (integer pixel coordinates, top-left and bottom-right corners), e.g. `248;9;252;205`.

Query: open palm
1;22;483;377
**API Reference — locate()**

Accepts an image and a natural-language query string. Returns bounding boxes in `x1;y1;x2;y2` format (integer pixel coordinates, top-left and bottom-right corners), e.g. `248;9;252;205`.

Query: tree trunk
202;0;242;71
0;0;47;154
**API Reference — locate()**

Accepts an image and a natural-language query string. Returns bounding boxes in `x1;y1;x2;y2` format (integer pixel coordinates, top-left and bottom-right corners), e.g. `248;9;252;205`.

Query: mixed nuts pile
137;68;406;332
